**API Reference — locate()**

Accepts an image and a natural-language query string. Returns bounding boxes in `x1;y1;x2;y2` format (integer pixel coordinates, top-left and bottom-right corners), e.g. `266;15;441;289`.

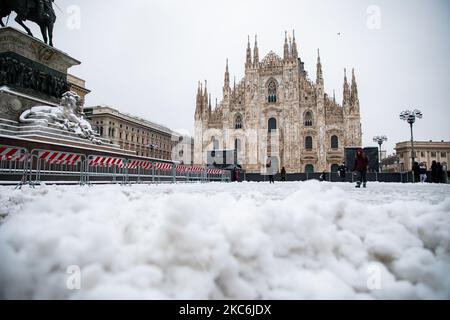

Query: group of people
412;160;448;183
266;148;370;188
264;148;449;187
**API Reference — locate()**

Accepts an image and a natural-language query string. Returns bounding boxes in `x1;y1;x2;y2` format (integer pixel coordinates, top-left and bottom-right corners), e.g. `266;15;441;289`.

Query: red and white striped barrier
207;169;223;175
176;165;187;173
155;162;173;172
0;145;27;161
89;156;124;167
38;151;82;165
123;160;153;170
188;166;204;173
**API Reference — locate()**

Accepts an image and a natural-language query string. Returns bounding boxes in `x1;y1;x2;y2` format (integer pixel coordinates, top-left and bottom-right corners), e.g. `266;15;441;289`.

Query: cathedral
194;31;362;173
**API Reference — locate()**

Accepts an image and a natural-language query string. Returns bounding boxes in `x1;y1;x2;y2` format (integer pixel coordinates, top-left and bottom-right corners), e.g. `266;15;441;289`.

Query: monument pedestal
0;27;131;155
0;26;80;120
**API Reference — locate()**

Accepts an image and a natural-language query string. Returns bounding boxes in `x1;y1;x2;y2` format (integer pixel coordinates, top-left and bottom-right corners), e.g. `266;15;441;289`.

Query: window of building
304;111;313;127
234;138;241;152
431;152;436;157
331;135;339;149
305;136;313;150
331;164;339;173
235;114;243;129
267;80;277;103
268;118;277;132
441;152;447;158
421;152;425;157
305;164;314;173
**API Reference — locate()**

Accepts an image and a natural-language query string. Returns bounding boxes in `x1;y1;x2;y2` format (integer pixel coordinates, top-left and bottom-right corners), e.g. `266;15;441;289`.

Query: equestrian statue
0;0;56;47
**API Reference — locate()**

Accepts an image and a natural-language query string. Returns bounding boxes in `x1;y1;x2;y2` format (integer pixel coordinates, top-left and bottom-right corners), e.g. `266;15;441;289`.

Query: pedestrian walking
353;148;369;188
338;162;347;182
280;167;287;182
412;161;420;183
419;162;427;183
319;171;327;182
267;159;274;184
437;162;443;184
431;160;438;183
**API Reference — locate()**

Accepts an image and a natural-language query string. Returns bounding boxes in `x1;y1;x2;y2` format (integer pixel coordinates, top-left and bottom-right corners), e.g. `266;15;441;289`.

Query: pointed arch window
267;80;277;103
304;111;313;127
235;114;243;129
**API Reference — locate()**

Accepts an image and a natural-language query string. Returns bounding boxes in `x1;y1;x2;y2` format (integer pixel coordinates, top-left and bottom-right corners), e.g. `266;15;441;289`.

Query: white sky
6;0;450;153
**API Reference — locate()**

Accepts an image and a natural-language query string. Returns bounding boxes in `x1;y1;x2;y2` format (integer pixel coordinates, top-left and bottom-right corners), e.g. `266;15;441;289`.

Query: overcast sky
7;0;449;153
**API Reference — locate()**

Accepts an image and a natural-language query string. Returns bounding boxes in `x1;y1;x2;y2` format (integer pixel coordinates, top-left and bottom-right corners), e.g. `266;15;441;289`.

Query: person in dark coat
267;159;274;184
338;162;347;182
436;162;443;184
280;167;287;182
412;161;420;183
319;171;327;182
431;160;438;183
353;148;369;188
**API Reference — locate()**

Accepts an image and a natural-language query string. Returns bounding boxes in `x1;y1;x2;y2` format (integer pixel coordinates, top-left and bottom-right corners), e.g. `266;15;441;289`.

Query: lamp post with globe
399;109;423;182
373;135;388;172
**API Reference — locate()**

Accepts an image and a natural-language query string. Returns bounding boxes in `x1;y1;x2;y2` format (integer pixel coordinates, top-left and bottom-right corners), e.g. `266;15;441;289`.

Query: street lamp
399;109;423;181
373;135;388;172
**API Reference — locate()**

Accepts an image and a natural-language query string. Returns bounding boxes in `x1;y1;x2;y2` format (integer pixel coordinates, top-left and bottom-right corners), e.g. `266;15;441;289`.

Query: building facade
84;106;184;160
395;140;450;171
67;74;91;106
194;32;362;173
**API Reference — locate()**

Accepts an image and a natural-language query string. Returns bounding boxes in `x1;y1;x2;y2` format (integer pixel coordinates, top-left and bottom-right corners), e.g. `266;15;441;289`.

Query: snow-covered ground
0;181;449;300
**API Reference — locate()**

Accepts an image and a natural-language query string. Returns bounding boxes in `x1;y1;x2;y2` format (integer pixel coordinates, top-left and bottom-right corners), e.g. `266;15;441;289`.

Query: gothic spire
316;49;323;86
291;30;298;59
283;31;290;60
253;35;259;68
351;68;358;98
195;81;203;117
350;68;359;109
343;68;350;106
208;93;212;113
246;35;252;69
224;58;230;88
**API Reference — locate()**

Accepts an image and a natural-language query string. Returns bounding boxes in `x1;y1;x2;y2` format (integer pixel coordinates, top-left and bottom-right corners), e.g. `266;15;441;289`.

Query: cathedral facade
194;32;362;173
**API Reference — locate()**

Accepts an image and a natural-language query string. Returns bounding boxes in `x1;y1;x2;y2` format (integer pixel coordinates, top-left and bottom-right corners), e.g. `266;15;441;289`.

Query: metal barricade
86;155;126;184
175;165;189;183
125;160;155;184
207;169;224;182
30;149;86;185
154;162;174;184
222;170;231;182
187;166;205;182
0;144;29;187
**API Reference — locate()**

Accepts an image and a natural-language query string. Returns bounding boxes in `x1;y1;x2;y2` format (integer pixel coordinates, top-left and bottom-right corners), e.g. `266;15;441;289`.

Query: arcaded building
194;32;362;173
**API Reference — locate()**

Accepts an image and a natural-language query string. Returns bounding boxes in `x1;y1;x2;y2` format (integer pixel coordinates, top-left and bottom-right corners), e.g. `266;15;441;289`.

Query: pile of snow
0;181;449;299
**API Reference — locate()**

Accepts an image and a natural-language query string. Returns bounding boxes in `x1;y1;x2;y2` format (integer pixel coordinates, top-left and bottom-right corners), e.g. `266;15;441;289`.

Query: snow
0;181;449;300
